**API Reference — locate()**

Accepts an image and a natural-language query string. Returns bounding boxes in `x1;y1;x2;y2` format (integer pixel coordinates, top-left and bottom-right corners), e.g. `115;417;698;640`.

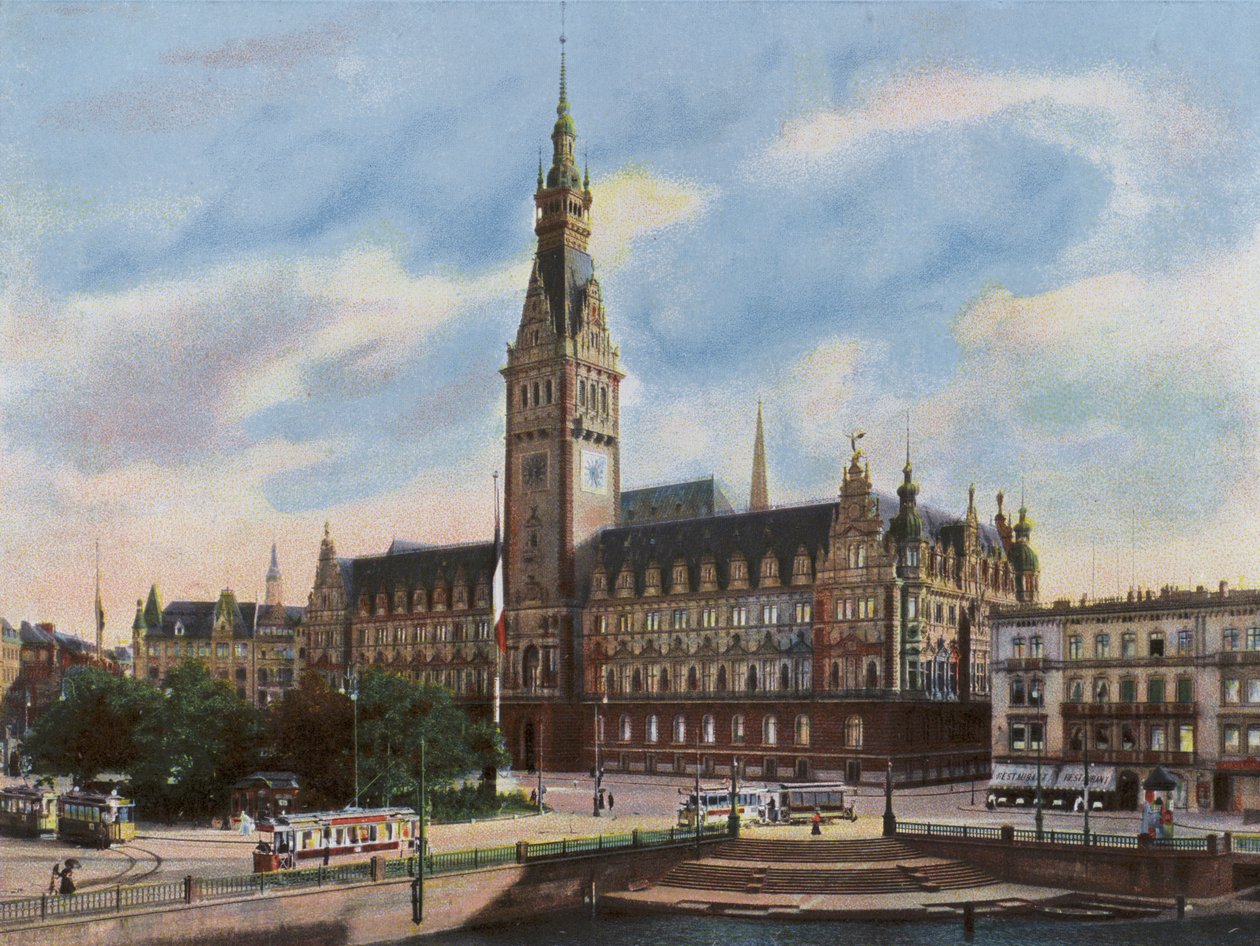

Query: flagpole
94;538;104;664
492;471;503;727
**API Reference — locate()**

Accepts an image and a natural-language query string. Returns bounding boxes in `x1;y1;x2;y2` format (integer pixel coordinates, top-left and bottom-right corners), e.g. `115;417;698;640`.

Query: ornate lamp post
1034;725;1045;841
592;693;606;817
882;758;896;837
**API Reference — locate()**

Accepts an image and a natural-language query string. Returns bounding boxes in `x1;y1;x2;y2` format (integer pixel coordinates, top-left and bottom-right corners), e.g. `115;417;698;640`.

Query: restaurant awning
989;763;1060;789
1053;764;1117;793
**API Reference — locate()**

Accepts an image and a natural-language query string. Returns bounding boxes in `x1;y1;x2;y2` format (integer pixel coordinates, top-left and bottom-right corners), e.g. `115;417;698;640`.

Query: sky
4;2;1260;646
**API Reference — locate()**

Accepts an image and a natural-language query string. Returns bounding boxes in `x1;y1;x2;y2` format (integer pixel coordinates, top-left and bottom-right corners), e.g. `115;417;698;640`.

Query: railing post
598;835;604;851
474;848;480;868
115;886;122;913
371;856;386;883
516;840;528;864
1000;825;1014;844
184;875;194;904
318;864;325;885
1223;831;1233;854
1207;834;1218;855
632;828;640;847
40;895;46;920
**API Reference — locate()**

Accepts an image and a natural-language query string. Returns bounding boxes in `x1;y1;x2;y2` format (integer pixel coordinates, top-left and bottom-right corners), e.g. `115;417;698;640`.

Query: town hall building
298;46;1042;786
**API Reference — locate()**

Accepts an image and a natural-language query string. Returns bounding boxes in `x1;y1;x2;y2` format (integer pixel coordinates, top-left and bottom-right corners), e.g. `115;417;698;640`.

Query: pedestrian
607;791;614;811
323;828;331;866
810;810;822;836
51;860;77;896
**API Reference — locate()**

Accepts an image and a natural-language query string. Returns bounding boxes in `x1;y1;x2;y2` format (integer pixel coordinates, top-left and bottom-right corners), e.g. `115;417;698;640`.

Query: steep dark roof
152;601;304;640
620;477;734;524
594;501;836;595
18;622;55;646
870;489;1006;556
349;541;495;601
537;244;594;336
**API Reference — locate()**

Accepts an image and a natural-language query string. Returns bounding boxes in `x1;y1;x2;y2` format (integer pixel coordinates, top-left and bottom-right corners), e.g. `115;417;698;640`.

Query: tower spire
749;401;770;512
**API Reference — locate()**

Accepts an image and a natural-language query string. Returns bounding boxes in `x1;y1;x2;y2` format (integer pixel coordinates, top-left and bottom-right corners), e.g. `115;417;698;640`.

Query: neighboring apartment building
299;43;1040;784
132;545;303;706
992;583;1260;813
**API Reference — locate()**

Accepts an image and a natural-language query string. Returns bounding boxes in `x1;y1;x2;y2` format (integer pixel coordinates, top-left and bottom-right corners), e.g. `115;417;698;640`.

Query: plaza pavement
0;771;1250;901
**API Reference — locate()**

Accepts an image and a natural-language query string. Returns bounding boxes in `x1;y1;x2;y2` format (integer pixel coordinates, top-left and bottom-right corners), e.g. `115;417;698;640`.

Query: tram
676;785;769;828
0;786;59;838
252;806;419;872
766;782;856;823
57;789;137;848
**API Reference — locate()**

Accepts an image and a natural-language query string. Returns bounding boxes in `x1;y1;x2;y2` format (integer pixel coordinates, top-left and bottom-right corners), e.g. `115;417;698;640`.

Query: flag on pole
94;539;105;660
492;476;507;655
492;473;505;727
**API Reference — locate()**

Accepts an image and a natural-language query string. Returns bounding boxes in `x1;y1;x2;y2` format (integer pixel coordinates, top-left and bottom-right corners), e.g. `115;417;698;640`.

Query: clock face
581;449;608;495
522;453;548;490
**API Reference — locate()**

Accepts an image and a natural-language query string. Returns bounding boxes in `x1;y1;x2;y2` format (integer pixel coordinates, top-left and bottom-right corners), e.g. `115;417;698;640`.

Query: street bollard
1176;896;1185;919
963;902;975;933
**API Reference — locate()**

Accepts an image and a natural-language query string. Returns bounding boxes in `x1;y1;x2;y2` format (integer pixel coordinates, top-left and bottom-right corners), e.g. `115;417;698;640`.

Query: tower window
519;384;528;409
532;382;540;406
601;385;608;414
579;380;586;407
545;379;553;404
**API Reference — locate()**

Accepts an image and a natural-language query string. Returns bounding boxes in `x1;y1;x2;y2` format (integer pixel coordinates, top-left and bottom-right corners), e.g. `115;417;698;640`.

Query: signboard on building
989;763;1057;788
1054;764;1117;792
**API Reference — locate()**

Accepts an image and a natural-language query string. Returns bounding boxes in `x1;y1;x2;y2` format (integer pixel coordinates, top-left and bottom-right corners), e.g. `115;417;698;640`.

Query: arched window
746;664;758;692
687;665;699;691
845;715;863;748
865;660;878;688
646;714;659;743
763;715;778;745
659;667;670;692
779;663;790;691
702;714;715;744
716;665;727;691
795;714;810;746
605;667;616;694
523;646;540;691
619;714;631;742
731;714;746;742
673;714;687;743
830;661;840;689
631;667;642;692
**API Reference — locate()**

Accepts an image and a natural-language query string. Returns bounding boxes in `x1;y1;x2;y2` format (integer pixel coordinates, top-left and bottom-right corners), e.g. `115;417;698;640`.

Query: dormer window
174;622;185;637
672;560;690;594
759;553;779;586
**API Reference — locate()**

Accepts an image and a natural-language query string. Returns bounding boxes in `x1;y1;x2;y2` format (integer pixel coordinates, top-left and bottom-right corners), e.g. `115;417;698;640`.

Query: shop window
1223;724;1241;754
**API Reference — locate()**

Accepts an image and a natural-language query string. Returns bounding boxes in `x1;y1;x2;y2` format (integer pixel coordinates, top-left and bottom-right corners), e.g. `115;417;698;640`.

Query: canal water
408;910;1255;946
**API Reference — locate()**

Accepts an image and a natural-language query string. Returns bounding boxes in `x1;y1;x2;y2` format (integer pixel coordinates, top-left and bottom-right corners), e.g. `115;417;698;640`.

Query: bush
429;785;536;822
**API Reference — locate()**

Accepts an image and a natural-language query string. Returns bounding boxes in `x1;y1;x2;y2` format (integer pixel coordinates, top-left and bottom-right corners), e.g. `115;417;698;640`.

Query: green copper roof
143;584;163;629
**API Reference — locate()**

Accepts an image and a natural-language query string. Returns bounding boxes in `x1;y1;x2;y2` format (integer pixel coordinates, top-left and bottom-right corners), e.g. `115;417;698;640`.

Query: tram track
80;843;163;890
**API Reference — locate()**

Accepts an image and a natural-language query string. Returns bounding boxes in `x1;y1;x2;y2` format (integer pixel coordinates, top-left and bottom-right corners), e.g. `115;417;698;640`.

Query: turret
749;402;770;512
143;584;163;630
265;542;284;609
1010;504;1040;603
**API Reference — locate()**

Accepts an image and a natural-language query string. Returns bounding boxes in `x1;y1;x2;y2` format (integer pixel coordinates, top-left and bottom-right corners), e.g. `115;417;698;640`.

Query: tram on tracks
676;785;769;828
57;789;137;848
0;785;59;838
252;806;419;872
766;781;856;823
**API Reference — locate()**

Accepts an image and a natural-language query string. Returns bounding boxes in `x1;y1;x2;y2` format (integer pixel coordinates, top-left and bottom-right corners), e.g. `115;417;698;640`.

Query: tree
24;667;162;787
129;662;265;819
266;670;353;810
353;669;506;809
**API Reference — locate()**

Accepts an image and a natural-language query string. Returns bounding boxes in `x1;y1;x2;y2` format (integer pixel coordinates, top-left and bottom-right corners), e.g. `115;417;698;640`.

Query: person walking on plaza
810;810;823;836
49;860;78;895
607;791;614;812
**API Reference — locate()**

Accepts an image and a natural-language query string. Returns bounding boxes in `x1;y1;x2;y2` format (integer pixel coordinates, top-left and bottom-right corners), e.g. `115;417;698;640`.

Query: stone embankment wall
0;843;710;946
900;835;1234;898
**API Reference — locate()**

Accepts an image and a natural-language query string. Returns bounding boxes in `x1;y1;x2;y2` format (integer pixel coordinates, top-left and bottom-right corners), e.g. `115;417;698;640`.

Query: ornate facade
131;546;302;707
299;45;1041;784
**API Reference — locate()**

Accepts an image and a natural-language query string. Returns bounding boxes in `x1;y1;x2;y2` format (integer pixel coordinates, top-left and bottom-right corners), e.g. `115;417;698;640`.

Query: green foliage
428;786;535;822
25;668;162;787
128;662;265;819
341;669;506;809
265;670;353;811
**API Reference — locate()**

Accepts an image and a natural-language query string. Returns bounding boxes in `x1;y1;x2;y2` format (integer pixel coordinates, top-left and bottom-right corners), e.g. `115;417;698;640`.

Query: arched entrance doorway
1117;770;1140;810
522;721;537;772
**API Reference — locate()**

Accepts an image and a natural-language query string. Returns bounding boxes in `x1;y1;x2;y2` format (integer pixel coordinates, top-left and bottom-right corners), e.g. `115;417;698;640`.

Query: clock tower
500;36;622;759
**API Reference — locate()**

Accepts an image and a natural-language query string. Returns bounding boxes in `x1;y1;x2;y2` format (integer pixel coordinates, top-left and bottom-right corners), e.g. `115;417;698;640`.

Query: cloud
758;66;1221;272
908;224;1260;595
589;166;717;269
164;24;352;71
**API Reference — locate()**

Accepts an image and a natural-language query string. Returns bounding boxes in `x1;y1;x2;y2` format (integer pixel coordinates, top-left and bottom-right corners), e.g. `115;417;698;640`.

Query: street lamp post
694;724;702;852
882;758;896;837
1034;726;1044;841
341;671;360;808
592;694;606;818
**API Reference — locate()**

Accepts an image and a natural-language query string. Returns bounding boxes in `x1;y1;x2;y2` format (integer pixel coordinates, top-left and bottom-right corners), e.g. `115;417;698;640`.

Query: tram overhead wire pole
592;693;606;818
341;671;361;808
411;736;425;926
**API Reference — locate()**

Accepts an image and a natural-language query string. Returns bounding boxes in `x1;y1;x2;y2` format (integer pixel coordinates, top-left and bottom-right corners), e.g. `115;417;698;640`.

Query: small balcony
1005;658;1046;672
1059;749;1197;767
1061;701;1198;718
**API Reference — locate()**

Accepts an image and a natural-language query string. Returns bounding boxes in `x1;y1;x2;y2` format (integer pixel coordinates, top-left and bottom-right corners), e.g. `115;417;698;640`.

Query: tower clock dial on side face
522;452;548;490
580;449;608;495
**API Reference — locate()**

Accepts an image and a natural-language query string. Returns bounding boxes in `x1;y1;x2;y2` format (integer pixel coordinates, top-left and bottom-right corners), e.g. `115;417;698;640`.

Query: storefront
1214;760;1260;813
1053;763;1117;808
988;761;1060;805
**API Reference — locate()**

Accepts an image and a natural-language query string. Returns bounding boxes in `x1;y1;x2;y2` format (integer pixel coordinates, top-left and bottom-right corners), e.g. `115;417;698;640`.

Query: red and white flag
492;481;506;655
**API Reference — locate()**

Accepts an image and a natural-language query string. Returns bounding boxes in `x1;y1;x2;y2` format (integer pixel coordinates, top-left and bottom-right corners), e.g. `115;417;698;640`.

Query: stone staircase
711;837;918;863
657;840;999;896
